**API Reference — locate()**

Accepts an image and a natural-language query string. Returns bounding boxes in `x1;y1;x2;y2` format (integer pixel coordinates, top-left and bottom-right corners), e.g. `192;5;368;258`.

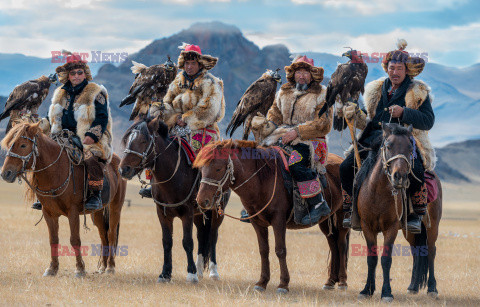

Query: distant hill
435;139;480;183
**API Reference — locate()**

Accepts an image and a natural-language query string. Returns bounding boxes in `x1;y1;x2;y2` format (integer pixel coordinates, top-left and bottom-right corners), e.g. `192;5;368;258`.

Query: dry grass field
0;179;479;306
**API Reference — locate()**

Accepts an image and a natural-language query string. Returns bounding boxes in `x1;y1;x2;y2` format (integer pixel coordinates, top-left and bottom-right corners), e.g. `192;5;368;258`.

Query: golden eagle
226;69;281;139
0;74;58;133
318;49;368;131
120;57;177;121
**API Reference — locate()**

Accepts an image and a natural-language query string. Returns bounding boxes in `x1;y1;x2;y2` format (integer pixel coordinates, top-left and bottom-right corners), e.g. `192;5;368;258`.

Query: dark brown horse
355;123;442;302
1;122;127;277
194;140;350;293
119;117;227;283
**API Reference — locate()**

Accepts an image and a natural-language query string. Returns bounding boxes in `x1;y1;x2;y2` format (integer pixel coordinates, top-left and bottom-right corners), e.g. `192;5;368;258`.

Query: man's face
294;68;312;85
387;62;407;87
184;60;200;76
68;69;86;86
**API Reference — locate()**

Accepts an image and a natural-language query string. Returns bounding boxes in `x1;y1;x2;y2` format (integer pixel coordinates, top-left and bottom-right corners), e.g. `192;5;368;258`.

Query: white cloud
290;0;467;15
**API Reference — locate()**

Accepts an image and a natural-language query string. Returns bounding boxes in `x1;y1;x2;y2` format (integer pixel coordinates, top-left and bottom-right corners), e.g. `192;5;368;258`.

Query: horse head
1;121;43;183
381;123;414;189
119;116;169;180
193;140;238;210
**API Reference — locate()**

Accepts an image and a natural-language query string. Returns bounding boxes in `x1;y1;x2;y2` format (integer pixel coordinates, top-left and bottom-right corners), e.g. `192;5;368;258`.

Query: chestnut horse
119;117;228;283
194;139;350;293
355;123;442;302
1;122;127;277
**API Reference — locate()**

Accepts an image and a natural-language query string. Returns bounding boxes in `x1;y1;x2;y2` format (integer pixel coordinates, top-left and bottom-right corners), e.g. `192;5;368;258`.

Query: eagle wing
226;75;278;139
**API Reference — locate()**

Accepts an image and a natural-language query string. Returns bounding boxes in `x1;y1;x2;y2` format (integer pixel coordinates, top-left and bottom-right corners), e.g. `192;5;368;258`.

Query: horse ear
382;122;392;136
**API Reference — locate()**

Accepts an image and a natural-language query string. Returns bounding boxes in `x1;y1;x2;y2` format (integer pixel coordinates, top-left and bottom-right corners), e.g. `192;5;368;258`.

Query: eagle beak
342;52;348;57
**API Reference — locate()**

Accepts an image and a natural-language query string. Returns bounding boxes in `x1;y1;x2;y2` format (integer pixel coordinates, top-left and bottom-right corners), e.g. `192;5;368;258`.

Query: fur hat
55;50;92;84
285;55;324;84
177;43;218;71
382;39;425;77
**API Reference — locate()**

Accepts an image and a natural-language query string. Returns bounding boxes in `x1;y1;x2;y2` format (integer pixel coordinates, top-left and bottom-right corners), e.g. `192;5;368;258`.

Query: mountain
435;139;480;183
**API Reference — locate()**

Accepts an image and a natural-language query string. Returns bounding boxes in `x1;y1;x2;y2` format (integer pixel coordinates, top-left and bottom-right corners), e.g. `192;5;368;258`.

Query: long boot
31;200;42;210
300;193;330;225
139;169;153;198
342;189;353;229
407;182;428;234
85;189;102;211
84;156;105;212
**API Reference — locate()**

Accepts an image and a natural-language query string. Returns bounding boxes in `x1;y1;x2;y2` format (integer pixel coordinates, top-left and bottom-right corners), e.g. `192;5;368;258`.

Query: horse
0;122;127;277
193;139;350;293
118;117;228;283
354;123;442;302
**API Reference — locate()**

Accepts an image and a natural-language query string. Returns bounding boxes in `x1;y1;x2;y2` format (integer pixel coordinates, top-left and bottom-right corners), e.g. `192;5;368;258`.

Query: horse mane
193;139;278;181
353;123;411;202
1;121;40;150
121;116;169;147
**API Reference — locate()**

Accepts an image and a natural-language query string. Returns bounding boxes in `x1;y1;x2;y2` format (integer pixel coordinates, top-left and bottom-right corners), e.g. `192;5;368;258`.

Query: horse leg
180;213;198;283
379;227;397;302
427;223;438;298
251;222;270;291
43;212;59;277
106;206;121;274
208;211;223;280
91;211;108;273
68;210;86;278
359;229;378;299
337;226;350;290
272;216;289;294
157;207;173;283
194;214;207;279
319;221;339;290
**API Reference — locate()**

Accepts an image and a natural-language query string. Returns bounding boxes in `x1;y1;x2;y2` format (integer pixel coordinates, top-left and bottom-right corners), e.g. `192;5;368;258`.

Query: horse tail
414;222;429;289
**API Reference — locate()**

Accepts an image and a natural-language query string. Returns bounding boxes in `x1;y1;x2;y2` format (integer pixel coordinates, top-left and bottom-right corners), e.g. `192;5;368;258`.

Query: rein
199;151;279;221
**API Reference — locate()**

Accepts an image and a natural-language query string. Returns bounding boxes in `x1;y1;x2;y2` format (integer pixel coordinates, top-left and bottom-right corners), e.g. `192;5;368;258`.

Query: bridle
6;135;39;174
200;155;236;208
123;128;156;170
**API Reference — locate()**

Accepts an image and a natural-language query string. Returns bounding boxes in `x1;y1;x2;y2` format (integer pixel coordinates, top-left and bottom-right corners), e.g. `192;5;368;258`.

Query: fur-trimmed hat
55;50;92;84
382;39;425;78
285;55;324;84
177;43;218;71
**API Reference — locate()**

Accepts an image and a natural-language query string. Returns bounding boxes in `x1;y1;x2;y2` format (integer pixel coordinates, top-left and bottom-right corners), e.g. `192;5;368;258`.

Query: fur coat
49;83;113;162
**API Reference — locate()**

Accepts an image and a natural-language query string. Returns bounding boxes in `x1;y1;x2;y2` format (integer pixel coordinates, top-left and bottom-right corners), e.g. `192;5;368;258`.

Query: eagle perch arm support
297;100;334;140
343;103;367;130
181;78;224;131
85;93;108;143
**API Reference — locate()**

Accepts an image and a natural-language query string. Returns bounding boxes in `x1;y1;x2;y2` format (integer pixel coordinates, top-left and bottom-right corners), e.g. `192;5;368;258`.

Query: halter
380;142;412;190
123;128;156;169
200;155;235;208
6;135;39;173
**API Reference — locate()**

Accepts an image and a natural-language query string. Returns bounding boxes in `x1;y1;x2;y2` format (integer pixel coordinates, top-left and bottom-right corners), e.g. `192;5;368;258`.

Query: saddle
272;146;329;224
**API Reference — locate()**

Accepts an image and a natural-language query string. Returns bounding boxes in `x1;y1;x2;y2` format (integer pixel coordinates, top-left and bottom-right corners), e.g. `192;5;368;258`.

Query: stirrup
342;212;352;229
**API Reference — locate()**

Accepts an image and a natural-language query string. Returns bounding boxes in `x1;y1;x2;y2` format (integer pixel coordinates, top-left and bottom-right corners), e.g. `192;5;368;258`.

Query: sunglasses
69;70;84;76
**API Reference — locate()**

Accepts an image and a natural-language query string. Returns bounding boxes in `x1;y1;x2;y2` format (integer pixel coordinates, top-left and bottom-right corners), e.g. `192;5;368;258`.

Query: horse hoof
42;268;57;277
157;276;171;283
357;293;371;300
381;296;394;303
209;272;220;280
75;271;86;278
254;285;266;292
276;288;288;294
186;273;198;283
97;267;106;274
427;291;439;299
322;284;335;290
195;255;204;279
407;289;418;294
208;262;219;280
106;268;115;274
338;284;348;291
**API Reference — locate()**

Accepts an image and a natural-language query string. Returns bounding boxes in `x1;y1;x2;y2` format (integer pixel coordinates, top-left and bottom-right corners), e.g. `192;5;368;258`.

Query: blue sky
0;0;479;67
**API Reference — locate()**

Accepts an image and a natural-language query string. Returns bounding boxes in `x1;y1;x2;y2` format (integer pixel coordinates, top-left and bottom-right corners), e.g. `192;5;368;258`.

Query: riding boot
300;193;331;225
408;182;428;234
240;209;251;223
84;155;105;212
31;200;42;210
342;189;353;229
139;186;153;198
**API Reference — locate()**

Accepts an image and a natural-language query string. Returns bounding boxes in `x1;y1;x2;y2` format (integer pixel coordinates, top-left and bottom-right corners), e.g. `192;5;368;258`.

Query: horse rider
247;55;333;225
340;39;435;233
137;43;225;198
32;53;113;211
